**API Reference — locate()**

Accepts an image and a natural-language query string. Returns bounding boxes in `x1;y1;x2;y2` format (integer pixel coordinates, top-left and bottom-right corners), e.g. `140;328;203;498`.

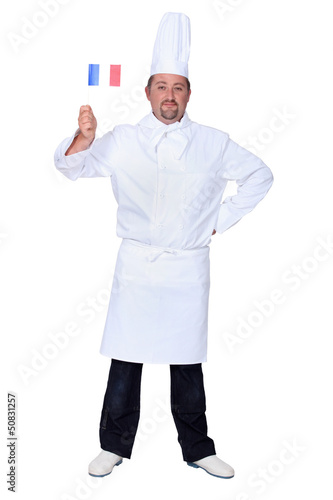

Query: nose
166;87;175;100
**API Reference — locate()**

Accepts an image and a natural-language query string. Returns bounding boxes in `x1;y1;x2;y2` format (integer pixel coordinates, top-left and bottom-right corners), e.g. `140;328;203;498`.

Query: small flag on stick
88;64;121;86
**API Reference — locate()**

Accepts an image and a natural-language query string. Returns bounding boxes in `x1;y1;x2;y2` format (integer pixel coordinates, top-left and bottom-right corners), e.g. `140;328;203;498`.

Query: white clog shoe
88;450;123;477
187;455;234;479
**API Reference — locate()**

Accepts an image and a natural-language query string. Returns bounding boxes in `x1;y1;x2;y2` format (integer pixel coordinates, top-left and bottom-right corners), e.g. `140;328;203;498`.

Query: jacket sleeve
54;130;115;181
215;138;274;234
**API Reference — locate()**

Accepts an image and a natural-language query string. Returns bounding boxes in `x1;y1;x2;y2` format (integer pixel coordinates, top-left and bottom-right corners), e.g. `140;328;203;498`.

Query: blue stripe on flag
88;64;99;86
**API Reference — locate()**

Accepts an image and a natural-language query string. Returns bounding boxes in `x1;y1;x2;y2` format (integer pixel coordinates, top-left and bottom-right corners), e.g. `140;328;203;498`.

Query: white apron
100;239;210;364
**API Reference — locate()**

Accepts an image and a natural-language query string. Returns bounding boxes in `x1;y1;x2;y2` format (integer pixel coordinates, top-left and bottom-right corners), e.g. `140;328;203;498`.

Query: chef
54;13;273;480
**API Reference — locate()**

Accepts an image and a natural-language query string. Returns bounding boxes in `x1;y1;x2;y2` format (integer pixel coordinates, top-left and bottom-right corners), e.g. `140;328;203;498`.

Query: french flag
88;64;121;86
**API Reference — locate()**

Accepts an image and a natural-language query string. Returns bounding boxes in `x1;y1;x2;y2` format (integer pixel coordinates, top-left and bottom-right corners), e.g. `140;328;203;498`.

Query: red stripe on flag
110;65;121;86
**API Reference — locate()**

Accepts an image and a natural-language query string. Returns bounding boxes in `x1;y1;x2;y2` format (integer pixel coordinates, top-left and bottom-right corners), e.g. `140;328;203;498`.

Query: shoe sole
89;459;123;477
187;462;234;479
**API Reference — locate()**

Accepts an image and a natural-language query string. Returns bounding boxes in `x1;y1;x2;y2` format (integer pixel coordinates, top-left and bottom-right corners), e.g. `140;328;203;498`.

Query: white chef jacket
54;111;273;363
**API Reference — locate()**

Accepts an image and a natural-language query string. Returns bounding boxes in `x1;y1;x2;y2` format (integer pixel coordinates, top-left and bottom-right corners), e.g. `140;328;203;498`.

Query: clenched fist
78;105;97;143
65;105;97;156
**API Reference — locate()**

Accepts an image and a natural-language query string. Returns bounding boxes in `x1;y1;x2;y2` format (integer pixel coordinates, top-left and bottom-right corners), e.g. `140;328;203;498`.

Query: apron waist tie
122;239;207;263
148;247;182;262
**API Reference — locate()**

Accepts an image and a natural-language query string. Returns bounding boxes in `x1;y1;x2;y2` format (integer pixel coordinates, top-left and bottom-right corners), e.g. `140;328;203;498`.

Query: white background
1;0;332;499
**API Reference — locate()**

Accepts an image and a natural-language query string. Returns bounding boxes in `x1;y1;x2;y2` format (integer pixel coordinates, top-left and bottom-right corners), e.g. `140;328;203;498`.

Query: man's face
145;74;191;125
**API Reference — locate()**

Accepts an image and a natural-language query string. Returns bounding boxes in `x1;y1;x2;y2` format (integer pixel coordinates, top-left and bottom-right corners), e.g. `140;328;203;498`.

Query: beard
160;100;179;121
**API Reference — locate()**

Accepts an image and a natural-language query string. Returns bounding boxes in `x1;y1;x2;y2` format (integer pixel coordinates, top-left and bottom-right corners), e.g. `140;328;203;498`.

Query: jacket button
178;224;184;230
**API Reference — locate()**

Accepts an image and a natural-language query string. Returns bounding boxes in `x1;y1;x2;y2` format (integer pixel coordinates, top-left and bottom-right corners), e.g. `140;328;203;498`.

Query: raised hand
65;105;97;156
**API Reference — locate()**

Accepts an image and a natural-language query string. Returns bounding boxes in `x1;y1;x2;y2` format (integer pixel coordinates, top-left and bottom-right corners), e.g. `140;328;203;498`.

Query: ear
145;86;151;102
187;89;191;102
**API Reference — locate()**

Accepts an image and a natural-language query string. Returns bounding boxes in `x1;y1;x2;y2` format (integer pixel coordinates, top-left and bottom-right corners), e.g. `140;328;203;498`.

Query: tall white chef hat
150;12;191;78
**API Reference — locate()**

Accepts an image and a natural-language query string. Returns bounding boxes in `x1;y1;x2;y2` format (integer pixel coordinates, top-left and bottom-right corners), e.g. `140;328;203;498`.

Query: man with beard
54;13;273;479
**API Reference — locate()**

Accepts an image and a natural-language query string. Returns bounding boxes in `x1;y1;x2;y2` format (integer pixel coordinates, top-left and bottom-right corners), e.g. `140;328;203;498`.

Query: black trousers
99;359;216;462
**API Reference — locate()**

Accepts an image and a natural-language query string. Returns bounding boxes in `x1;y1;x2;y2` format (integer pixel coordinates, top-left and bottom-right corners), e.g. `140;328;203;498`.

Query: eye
158;86;166;90
174;87;183;92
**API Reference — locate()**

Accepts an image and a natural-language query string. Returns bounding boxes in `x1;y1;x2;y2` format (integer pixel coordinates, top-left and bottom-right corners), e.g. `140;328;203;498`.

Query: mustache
161;99;178;105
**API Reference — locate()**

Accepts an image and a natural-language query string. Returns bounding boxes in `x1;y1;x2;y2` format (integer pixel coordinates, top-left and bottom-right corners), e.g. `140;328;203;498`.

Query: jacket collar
138;111;191;159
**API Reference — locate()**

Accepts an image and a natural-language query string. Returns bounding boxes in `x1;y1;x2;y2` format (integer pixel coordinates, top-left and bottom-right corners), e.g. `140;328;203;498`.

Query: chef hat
150;12;191;78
